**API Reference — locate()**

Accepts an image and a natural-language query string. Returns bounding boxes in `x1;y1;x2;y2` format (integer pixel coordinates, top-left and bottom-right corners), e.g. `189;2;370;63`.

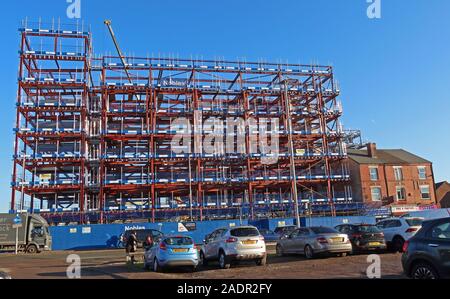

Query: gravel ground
0;247;406;279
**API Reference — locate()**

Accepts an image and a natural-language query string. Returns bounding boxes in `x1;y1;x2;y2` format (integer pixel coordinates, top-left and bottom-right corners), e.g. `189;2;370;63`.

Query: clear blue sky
1;0;449;212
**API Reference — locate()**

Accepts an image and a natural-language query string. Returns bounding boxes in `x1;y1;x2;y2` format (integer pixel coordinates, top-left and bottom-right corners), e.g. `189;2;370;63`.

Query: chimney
368;143;377;158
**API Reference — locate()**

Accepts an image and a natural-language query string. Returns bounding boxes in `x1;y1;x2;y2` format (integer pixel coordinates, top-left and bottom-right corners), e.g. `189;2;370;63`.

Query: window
230;227;259;237
420;185;430;199
371;187;382;201
369;167;379;181
430;222;450;239
418;167;427;180
394;167;403;181
396;186;406;201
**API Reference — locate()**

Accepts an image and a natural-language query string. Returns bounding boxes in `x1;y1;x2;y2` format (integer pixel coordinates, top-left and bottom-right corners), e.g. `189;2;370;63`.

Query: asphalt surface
0;246;406;279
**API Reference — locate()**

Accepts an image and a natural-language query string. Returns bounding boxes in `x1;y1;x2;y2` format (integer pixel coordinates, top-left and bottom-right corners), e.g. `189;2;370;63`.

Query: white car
376;217;424;252
199;226;267;269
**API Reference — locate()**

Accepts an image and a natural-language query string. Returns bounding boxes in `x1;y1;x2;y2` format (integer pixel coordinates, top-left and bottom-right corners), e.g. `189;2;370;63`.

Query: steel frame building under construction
11;21;354;224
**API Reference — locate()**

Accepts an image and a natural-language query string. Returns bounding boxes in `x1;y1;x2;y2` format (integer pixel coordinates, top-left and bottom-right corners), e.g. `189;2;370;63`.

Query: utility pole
283;80;301;228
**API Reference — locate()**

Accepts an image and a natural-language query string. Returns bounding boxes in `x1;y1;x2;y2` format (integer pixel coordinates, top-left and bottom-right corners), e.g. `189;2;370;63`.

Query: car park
200;226;266;269
376;217;424;252
276;226;352;259
335;224;386;253
144;235;198;272
402;217;450;279
119;229;163;248
258;228;280;242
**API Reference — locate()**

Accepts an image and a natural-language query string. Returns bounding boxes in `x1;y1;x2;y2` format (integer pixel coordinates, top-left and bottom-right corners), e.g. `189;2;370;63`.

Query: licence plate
242;240;257;245
369;242;380;246
172;248;189;253
331;237;343;243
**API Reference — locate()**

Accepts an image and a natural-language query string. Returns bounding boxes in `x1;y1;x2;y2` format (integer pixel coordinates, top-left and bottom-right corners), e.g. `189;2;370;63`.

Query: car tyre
411;262;439;279
219;251;231;269
393;236;405;253
304;245;315;259
256;255;267;266
276;244;284;257
200;251;208;267
153;258;162;272
26;244;38;254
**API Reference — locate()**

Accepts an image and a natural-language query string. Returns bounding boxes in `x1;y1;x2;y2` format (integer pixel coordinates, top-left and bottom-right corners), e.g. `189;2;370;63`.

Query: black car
402;217;450;279
119;229;163;248
335;224;386;253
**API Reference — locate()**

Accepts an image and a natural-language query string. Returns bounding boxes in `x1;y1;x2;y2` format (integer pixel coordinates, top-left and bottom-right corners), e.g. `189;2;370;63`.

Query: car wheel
339;252;347;257
191;266;197;272
26;244;38;254
256;255;267;266
393;236;405;253
153;258;162;272
276;244;284;257
411;262;439;279
200;251;208;267
219;251;231;269
304;245;314;259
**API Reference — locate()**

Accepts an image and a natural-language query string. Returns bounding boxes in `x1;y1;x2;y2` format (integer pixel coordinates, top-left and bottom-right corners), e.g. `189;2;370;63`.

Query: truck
0;213;52;253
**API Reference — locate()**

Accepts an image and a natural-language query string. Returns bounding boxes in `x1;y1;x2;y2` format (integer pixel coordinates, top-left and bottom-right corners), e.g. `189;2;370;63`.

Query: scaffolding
11;22;354;224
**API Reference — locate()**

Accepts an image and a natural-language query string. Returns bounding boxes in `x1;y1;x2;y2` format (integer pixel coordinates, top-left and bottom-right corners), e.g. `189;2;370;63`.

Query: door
293;228;310;253
425;219;450;276
29;222;46;247
283;229;300;253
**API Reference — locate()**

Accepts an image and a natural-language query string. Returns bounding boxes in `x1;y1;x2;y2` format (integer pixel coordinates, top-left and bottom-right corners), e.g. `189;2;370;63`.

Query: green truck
0;213;52;253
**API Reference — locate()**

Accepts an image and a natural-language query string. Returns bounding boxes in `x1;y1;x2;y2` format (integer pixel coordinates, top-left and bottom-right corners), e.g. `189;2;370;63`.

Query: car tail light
226;237;238;243
317;237;328;244
402;240;410;252
405;228;418;233
159;242;167;251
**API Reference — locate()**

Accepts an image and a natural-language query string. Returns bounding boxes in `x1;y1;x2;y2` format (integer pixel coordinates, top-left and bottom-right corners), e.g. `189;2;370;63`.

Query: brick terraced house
347;143;437;207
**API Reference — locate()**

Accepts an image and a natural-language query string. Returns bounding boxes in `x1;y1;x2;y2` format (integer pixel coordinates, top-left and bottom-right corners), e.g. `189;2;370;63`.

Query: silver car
276;226;352;259
200;226;267;269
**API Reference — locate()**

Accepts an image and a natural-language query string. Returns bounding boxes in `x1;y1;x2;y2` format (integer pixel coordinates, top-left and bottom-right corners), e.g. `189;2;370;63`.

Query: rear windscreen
406;218;423;227
164;237;193;246
230;228;260;237
311;227;338;234
357;225;381;233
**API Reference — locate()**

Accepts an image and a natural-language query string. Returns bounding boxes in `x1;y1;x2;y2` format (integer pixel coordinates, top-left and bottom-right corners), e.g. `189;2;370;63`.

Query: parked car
276;226;352;259
258;228;280;242
274;225;297;237
0;271;11;279
376;217;424;252
119;229;163;248
335;224;386;253
144;235;198;272
200;226;266;269
402;217;450;279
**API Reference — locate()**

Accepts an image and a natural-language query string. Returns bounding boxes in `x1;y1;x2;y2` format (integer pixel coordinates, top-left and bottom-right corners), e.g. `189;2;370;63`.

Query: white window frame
369;166;379;181
418;166;427;180
394;166;403;181
420;185;430;200
396;186;406;201
370;186;382;201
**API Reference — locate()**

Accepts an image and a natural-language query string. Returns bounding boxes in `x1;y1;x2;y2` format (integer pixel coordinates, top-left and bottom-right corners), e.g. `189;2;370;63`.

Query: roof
347;148;431;165
436;181;450;189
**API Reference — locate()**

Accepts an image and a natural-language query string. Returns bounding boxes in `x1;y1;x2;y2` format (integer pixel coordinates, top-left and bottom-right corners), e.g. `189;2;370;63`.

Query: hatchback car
376;217;424;252
402;217;450;279
144;235;199;272
200;226;266;269
335;224;386;253
276;226;352;259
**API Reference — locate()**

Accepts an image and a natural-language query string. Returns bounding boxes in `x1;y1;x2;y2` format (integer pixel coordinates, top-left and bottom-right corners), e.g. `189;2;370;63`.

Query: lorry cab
27;214;52;253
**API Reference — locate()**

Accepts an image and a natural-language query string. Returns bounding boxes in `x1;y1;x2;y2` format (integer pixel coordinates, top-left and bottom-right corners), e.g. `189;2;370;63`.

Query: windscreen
230;227;260;237
311;227;338;234
357;225;381;233
406;218;423;227
164;237;193;246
